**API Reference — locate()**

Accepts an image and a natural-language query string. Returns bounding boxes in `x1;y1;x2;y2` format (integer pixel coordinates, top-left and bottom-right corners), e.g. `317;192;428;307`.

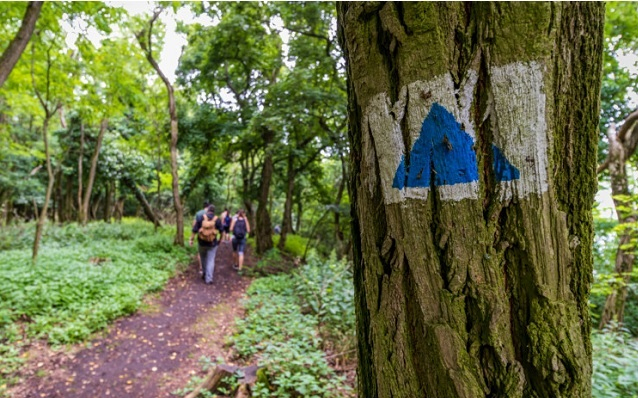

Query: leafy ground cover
0;219;192;394
232;251;355;397
592;326;638;398
180;251;355;397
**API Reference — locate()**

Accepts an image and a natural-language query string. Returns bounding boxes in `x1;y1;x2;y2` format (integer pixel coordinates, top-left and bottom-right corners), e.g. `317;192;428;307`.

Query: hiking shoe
232;264;239;270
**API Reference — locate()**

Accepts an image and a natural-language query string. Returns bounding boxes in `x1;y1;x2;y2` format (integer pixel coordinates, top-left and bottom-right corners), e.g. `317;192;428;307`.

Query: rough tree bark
597;111;638;328
256;128;275;254
136;9;184;245
81;118;107;225
338;3;603;397
0;1;43;88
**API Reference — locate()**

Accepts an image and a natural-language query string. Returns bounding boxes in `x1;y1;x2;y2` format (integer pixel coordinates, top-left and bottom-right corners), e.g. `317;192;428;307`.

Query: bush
273;234;309;258
231;252;354;397
592;327;638;397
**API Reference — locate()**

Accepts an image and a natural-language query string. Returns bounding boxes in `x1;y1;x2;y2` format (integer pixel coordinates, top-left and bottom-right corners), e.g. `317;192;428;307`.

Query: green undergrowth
272;234;308;258
179;251;355;397
233;251;354;397
592;326;638;398
0;218;192;393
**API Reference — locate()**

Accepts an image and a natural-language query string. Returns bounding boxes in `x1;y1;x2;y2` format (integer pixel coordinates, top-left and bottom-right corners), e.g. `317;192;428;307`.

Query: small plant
230;251;354;397
592;326;638;397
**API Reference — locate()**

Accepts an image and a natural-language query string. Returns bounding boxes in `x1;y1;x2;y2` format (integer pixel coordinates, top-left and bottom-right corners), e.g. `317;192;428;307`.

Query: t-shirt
195;208;206;222
193;211;223;247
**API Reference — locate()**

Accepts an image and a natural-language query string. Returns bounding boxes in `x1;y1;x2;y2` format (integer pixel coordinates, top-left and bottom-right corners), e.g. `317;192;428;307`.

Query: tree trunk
104;180;113;223
295;195;302;234
77;122;84;223
337;3;603;397
136;11;184;246
256;144;274;254
33;116;55;261
90;190;101;221
599;124;637;327
0;1;43;88
278;154;296;251
168;90;184;245
122;176;161;227
65;174;74;222
334;156;347;257
81;118;107;225
114;194;125;223
5;198;13;225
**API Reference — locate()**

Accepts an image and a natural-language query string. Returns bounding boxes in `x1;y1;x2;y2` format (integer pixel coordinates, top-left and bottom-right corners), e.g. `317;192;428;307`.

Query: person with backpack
189;204;223;284
230;209;250;271
192;200;210;270
220;207;232;243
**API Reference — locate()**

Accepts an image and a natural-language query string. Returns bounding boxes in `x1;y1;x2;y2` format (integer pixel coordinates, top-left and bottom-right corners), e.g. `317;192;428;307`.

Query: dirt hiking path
12;241;253;398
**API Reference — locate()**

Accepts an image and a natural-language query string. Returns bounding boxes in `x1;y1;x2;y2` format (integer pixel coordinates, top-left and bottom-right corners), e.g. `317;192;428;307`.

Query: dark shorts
223;225;230;233
232;237;246;254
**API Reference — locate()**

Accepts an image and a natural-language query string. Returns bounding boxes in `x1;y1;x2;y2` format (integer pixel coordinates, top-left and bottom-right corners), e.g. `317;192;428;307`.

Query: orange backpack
199;215;218;242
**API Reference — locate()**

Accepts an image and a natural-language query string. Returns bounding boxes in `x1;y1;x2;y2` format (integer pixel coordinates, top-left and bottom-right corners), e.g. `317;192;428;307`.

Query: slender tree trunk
122;176;161;227
0;1;43;88
278;154;296;251
91;191;101;221
77;122;84;222
256;138;274;254
53;168;60;222
599;124;637;327
295;195;302;234
334;159;346;256
65;174;74;222
136;12;184;245
104;181;113;223
81;118;107;225
338;2;603;397
5;198;13;225
114;194;125;224
33;116;55;261
169;115;184;244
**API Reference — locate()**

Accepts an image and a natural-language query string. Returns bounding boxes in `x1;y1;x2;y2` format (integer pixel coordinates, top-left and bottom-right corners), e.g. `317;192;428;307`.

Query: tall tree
136;8;184;246
338;3;603;397
0;1;43;88
178;2;284;253
30;36;70;261
595;2;638;329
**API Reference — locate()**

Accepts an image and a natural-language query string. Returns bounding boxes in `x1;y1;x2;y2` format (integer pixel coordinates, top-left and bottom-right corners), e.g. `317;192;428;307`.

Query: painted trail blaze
393;103;519;191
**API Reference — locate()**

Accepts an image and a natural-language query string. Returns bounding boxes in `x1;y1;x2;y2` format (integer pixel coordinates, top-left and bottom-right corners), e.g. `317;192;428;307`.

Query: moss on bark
338;2;603;397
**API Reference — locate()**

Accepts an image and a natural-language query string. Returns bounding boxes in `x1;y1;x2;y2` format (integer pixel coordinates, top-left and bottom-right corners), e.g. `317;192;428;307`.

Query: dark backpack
233;218;247;239
224;214;232;227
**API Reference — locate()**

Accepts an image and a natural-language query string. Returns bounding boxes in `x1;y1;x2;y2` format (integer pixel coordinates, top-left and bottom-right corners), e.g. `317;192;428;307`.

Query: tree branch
0;1;43;88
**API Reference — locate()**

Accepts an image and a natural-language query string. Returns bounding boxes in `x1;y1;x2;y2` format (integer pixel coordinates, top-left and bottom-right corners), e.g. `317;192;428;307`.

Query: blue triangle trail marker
392;103;519;191
492;144;520;182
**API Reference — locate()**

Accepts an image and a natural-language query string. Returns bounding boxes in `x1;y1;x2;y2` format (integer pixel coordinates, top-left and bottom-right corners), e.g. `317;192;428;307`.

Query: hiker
220;207;232;243
192;201;210;270
230;209;250;271
189;204;223;284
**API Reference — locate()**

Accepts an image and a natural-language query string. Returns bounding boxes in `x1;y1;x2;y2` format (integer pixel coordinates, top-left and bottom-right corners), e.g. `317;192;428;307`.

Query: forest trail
12;242;253;398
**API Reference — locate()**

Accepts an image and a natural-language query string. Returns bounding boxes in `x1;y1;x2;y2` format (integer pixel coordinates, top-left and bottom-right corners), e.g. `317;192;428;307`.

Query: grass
0;218;192;393
272;234;308;258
